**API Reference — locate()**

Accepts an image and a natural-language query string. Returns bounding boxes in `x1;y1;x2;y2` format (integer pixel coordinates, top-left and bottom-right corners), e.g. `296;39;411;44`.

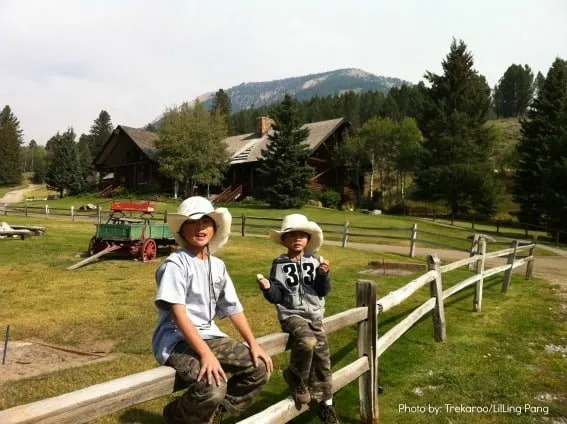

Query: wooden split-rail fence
0;235;537;424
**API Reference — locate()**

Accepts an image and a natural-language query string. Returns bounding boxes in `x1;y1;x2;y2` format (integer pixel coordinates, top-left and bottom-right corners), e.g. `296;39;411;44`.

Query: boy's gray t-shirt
152;249;243;365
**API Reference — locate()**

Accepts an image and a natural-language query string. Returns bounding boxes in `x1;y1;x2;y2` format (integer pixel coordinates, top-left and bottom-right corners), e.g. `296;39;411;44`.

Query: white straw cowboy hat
168;196;232;254
269;213;323;253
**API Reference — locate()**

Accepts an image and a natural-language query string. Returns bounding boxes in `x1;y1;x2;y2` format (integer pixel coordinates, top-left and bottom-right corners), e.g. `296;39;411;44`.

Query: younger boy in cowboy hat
153;196;273;424
257;213;340;424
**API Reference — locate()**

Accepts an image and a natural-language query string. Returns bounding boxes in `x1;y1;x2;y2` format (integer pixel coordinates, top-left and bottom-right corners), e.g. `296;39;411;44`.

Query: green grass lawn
0;215;565;423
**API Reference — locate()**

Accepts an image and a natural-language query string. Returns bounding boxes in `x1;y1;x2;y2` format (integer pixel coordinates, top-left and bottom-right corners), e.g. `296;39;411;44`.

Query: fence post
525;235;537;280
502;240;519;293
341;221;350;248
356;279;378;423
164;210;168;223
471;216;475;230
45;204;49;219
97;204;102;224
468;234;479;271
556;231;560;247
241;213;246;237
524;225;528;238
473;237;486;312
25;204;28;218
70;206;74;221
427;255;446;342
409;224;417;258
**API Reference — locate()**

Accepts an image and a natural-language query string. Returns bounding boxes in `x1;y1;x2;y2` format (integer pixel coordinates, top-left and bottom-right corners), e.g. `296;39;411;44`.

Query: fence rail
0;234;536;424
2;205;547;254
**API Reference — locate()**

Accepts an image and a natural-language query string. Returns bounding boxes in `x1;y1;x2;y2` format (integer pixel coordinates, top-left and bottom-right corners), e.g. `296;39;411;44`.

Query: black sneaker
283;368;311;404
319;403;340;424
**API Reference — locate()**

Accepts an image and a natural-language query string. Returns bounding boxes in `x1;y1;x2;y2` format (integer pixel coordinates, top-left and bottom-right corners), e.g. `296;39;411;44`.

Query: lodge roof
95;117;347;167
223;117;346;164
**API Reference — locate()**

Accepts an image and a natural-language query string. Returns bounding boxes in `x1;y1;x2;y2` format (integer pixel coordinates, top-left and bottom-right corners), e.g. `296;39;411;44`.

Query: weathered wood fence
2;204;543;254
0;236;536;424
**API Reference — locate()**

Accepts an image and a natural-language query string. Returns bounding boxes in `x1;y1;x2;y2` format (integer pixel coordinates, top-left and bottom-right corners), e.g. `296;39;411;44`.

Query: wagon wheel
88;236;97;256
141;238;157;262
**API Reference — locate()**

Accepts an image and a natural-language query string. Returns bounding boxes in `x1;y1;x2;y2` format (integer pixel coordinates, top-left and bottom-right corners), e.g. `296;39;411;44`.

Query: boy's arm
229;312;274;372
260;262;285;303
169;304;227;386
313;258;331;297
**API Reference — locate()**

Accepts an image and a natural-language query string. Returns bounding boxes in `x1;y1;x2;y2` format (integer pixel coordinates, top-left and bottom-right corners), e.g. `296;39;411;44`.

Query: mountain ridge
201;68;411;112
150;68;412;124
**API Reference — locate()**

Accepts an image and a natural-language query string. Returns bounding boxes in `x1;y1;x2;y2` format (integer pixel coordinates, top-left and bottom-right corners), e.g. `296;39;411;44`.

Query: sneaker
319;403;340;424
283;368;311;405
209;405;225;424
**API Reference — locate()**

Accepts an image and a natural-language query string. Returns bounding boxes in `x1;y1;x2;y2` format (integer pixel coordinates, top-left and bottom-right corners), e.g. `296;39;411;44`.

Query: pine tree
414;39;501;217
44;128;83;197
78;134;95;191
514;58;567;235
533;71;546;100
493;64;534;117
256;94;313;208
88;110;113;160
210;89;232;133
0;105;23;185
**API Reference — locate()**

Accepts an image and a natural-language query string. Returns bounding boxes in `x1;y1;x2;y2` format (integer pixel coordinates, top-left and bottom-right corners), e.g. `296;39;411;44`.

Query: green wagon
87;201;175;262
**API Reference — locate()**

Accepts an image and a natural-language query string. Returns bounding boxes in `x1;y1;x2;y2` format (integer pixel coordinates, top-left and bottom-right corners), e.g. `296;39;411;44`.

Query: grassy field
0;215;565;423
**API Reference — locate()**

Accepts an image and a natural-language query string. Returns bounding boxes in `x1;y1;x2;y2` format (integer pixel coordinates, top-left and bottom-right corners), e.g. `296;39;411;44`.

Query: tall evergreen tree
210;89;232;133
0;105;23;185
44;128;83;197
514;58;567;234
533;71;546;100
493;64;534;117
88;110;113;160
257;94;313;208
78;134;95;191
210;89;232;117
414;39;501;217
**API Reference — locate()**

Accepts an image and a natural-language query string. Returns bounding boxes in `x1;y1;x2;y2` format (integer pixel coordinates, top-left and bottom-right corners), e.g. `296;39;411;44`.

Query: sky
1;0;566;145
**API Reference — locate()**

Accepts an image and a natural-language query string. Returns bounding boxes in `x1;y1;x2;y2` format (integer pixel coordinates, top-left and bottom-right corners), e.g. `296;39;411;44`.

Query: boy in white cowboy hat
257;213;340;424
152;196;273;424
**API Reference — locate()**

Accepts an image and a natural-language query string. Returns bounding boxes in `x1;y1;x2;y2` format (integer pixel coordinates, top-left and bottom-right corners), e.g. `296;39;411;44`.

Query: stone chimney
256;116;274;136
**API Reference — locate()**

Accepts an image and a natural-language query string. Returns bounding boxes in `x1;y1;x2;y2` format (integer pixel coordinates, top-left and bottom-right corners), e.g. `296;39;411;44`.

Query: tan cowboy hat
269;213;323;253
168;196;232;254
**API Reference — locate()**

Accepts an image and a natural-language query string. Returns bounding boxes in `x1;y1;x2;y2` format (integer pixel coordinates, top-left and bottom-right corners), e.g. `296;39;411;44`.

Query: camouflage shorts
282;316;333;402
164;337;269;424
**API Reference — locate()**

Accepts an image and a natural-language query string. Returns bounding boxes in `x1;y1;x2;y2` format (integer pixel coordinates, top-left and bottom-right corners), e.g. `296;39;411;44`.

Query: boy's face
282;231;310;254
181;216;216;252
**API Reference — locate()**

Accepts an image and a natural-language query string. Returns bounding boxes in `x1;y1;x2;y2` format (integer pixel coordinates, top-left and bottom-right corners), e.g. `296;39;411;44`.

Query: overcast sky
1;0;566;145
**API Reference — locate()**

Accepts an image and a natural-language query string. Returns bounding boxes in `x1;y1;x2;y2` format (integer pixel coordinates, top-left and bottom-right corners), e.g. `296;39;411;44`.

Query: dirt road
0;184;42;204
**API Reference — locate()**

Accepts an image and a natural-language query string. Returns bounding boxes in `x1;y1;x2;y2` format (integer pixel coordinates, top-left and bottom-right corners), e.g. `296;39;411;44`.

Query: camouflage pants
164;337;269;424
282;316;333;402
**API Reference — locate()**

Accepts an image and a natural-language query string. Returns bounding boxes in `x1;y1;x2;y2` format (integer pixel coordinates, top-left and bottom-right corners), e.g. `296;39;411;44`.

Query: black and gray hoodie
261;253;331;323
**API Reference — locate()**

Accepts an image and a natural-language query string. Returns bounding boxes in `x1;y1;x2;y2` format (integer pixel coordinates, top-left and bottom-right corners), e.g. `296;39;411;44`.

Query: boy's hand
198;349;227;386
256;273;271;290
249;342;274;373
317;257;330;275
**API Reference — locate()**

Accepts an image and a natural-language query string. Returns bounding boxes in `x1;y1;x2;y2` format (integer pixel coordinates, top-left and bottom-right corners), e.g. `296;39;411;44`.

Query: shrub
320;189;341;209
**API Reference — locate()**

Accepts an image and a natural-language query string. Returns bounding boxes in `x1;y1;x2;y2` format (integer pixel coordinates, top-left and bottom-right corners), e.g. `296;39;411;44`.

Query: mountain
200;68;410;112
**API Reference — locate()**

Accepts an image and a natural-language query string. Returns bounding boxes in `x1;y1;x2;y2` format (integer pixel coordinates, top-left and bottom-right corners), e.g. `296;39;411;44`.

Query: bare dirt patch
0;340;117;383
